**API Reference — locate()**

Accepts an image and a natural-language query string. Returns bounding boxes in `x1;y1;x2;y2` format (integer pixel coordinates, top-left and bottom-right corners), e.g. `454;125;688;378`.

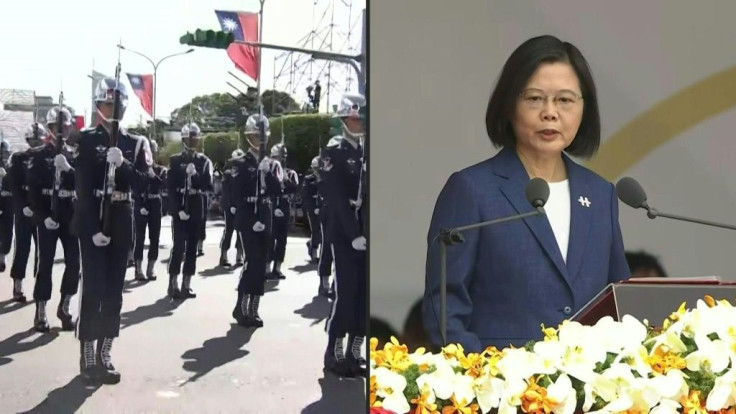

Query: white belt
42;189;76;198
0;191;11;197
177;189;203;195
147;194;161;199
94;189;130;202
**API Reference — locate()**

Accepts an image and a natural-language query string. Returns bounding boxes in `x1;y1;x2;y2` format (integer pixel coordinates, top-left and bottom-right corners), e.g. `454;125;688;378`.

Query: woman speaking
423;35;630;353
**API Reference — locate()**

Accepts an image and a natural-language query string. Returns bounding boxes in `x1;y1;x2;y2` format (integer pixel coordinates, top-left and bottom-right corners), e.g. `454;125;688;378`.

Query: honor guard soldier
318;137;343;299
74;77;153;384
26;107;80;332
231;114;281;328
0;138;13;273
166;123;213;299
267;143;298;280
7;123;44;302
219;149;244;267
133;139;166;281
301;156;321;264
321;94;367;377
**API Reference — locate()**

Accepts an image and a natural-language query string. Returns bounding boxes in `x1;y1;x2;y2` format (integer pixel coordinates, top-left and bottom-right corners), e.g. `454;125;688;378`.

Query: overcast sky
0;0;364;126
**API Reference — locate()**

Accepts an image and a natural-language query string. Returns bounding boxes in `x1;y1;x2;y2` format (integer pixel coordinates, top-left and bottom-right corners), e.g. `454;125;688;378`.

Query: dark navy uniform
268;165;297;279
321;136;366;376
0;143;14;273
133;163;166;280
7;149;39;292
231;150;281;327
301;171;322;259
27;142;79;330
219;155;243;266
166;151;213;298
73;125;150;343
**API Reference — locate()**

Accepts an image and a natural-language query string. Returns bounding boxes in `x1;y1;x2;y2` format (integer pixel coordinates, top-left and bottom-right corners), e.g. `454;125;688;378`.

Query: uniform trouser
307;211;321;251
134;200;162;262
237;227;270;296
168;216;202;277
271;213;289;263
219;209;242;252
10;207;38;280
318;217;333;277
77;234;128;341
33;217;80;301
0;197;14;255
325;237;366;337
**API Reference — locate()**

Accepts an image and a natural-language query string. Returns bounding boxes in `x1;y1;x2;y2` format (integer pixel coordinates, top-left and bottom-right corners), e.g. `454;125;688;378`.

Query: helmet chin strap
340;118;365;140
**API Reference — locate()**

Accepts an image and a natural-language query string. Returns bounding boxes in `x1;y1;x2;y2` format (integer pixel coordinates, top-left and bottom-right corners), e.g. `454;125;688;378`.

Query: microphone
616;177;736;230
432;178;549;346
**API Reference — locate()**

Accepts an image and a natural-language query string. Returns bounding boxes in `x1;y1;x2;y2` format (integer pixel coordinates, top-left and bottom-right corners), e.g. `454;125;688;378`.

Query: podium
572;277;736;327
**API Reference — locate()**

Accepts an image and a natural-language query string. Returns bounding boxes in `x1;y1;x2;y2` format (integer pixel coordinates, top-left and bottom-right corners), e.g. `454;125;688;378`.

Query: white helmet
94;78;129;109
335;93;366;119
244;114;270;136
24;123;47;147
46;107;72;126
181;122;201;139
310;156;319;169
270;143;286;158
231;148;245;158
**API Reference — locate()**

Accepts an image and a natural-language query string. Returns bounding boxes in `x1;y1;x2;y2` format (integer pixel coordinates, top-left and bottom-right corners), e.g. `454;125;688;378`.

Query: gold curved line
586;65;736;180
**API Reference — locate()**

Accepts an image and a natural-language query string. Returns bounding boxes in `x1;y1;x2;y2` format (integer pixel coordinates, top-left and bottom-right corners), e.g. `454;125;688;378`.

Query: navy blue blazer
422;147;630;352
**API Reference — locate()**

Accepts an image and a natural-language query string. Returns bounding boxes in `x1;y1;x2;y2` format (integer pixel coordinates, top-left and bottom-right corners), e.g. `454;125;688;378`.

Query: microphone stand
436;206;545;346
645;207;736;231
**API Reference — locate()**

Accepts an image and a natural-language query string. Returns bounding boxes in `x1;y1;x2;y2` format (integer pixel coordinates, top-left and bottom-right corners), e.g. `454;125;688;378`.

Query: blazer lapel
562;154;592;282
493;148;571;285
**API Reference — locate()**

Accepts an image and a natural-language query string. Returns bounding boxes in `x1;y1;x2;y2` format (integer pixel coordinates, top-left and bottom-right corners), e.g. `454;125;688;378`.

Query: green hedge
156;114;339;173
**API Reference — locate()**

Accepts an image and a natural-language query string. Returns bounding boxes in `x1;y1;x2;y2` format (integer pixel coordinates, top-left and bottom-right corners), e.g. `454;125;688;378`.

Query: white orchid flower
374;367;411;414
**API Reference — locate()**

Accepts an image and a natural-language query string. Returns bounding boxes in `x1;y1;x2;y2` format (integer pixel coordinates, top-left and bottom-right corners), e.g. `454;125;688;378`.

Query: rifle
99;53;123;237
50;92;64;221
182;129;193;216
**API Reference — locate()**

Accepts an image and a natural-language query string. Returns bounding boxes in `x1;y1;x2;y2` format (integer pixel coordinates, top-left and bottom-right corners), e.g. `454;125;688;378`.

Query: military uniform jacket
72;125;151;237
26;142;76;225
320;137;365;242
220;157;240;211
6;149;34;213
0;150;14;212
300;173;322;214
134;164;166;211
273;167;298;212
230;152;281;231
166;151;213;219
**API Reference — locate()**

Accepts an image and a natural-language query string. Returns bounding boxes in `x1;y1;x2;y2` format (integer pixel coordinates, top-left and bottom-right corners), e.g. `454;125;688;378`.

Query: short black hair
485;35;601;159
626;250;668;278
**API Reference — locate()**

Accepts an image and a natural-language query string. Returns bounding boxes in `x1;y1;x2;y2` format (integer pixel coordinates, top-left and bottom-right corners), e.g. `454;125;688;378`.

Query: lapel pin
578;196;591;207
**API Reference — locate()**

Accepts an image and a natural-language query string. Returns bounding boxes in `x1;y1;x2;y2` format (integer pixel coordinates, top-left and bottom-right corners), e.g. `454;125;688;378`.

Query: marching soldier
219;149;244;267
231;114;281;328
267;143;298;280
7;123;43;302
133;139;166;281
74;78;152;384
0;139;13;273
321;94;367;378
166;123;213;299
301;156;321;264
26;107;80;332
319;137;343;300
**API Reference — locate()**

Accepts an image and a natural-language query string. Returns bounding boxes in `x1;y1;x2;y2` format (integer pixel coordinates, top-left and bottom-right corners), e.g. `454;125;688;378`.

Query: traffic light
179;29;235;49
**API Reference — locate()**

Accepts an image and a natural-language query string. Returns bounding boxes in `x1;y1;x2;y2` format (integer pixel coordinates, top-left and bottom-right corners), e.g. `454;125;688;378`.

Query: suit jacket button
563;306;572;315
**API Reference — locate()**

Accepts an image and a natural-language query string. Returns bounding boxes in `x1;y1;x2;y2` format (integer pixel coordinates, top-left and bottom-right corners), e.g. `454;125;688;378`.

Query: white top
545;179;571;263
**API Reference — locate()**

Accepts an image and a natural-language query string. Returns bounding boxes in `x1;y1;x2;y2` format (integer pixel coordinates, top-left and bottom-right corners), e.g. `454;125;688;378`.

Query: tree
261;89;300;117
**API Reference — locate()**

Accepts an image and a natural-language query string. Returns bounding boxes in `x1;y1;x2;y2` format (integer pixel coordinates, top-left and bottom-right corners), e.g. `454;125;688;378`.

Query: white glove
147;168;156;178
178;211;190;221
106;147;124;168
0;167;6;178
314;208;320;215
44;217;59;230
140;208;149;216
92;232;111;246
0;210;3;216
54;154;72;172
252;221;265;232
351;236;367;251
274;208;284;218
258;158;271;173
22;206;33;217
230;207;236;215
186;163;197;176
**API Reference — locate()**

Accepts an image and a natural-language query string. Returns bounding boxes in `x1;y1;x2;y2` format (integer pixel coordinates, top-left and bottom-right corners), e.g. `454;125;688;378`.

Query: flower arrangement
370;296;736;414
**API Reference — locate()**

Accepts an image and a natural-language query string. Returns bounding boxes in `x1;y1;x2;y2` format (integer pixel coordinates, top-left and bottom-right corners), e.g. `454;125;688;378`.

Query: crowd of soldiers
0;77;367;384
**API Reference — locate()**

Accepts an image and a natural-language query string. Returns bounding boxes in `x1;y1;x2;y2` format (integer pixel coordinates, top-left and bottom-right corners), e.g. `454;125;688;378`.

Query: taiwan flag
215;10;260;82
126;73;154;117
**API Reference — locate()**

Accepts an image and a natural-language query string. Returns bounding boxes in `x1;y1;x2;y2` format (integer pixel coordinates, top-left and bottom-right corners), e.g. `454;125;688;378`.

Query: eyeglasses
519;89;583;110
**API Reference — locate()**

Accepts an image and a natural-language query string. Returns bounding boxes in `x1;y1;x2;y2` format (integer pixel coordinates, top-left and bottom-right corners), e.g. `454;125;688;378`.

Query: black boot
233;292;252;327
167;275;181;299
96;337;121;384
235;249;244;267
57;295;75;331
219;250;231;267
324;335;354;378
34;300;50;332
249;295;263;327
12;279;26;303
146;260;157;281
347;335;367;377
180;274;196;299
79;341;98;385
134;261;146;281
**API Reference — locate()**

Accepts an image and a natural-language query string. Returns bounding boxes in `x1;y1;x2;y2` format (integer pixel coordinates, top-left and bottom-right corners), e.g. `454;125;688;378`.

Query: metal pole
152;67;157;143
